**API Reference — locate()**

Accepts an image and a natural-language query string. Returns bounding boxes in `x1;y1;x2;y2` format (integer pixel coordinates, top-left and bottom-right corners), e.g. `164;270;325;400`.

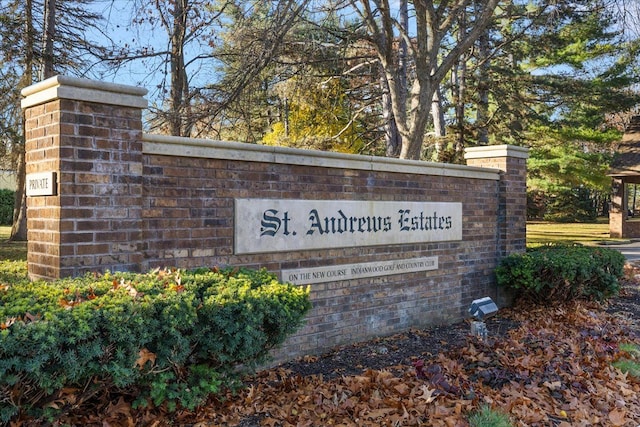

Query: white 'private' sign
26;172;56;197
234;199;462;254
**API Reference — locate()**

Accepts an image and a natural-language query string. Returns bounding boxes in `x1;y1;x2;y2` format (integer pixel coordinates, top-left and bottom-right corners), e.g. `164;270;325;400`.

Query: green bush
495;245;625;304
0;264;311;422
0;189;14;226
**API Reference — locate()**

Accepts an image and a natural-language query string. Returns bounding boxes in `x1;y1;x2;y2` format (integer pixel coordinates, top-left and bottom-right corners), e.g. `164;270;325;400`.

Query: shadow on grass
0;227;27;261
0;241;27;261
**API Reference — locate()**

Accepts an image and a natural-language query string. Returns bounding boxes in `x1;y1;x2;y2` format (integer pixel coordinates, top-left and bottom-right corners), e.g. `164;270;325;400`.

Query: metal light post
469;297;498;340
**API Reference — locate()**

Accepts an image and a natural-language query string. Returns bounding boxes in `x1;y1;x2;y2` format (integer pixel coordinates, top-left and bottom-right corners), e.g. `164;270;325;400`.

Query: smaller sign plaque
26;172;56;196
282;256;438;285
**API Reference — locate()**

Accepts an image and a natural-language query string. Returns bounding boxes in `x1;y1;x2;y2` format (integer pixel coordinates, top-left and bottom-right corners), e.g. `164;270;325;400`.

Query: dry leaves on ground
192;299;640;427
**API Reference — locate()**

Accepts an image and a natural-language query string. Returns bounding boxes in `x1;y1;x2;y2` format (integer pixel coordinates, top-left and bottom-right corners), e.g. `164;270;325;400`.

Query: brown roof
609;115;640;177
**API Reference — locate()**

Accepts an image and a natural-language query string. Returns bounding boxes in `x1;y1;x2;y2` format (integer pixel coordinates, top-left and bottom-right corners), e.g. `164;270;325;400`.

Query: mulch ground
29;264;640;426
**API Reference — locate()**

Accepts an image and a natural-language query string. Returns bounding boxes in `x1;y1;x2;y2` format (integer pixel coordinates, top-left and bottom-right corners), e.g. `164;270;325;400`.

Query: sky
84;0;225;107
82;0;404;104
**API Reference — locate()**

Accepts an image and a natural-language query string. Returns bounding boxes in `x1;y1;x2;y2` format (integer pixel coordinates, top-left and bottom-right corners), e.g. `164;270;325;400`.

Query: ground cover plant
613;343;640;378
468;405;513;427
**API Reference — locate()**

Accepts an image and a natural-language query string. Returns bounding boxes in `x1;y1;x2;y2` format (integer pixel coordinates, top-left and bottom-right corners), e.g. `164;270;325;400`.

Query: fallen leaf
1;316;16;329
364;407;396;419
106;396;131;417
24;312;40;322
543;380;562;391
417;385;437;403
59;298;79;309
608;408;627;426
135;348;156;369
393;383;411;396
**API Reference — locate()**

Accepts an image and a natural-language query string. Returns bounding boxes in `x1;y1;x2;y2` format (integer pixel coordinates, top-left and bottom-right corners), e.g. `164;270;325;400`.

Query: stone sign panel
234;199;462;254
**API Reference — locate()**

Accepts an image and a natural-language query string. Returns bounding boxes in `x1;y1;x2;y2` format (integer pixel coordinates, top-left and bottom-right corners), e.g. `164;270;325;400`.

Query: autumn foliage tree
263;76;367;153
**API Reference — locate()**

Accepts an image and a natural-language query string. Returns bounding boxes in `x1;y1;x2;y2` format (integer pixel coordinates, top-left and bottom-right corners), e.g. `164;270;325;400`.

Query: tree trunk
398;75;434;160
394;0;408;157
10;150;27;241
476;6;490;145
170;0;188;136
454;9;467;154
382;71;400;157
431;86;445;138
431;85;446;160
42;0;56;78
283;97;290;137
11;0;34;242
356;0;500;161
382;0;407;158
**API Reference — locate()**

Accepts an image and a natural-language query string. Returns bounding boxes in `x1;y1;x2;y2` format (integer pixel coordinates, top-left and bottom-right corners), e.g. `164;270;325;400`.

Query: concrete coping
143;133;503;180
464;144;529;159
21;75;148;109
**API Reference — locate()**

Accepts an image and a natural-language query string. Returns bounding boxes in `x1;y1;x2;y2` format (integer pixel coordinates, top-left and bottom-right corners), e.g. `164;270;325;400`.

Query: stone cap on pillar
21;75;148;110
464;144;529;160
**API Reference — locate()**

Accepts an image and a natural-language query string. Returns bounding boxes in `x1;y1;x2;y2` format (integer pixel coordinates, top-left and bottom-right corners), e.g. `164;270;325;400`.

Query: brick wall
22;76;528;362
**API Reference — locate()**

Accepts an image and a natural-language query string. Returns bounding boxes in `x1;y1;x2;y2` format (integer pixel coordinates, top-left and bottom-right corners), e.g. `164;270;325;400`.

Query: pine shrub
0;265;311;422
468;404;513;427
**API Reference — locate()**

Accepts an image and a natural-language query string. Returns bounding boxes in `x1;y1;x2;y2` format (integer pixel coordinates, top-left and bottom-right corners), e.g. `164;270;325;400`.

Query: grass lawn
526;219;617;247
0;226;9;240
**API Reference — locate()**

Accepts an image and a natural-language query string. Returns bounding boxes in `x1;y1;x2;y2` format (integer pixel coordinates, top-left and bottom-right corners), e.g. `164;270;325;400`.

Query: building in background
0;170;16;191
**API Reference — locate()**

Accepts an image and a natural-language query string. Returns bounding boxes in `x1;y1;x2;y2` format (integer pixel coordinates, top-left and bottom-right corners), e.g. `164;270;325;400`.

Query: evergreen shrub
0;190;14;225
0;264;311;422
495;244;625;304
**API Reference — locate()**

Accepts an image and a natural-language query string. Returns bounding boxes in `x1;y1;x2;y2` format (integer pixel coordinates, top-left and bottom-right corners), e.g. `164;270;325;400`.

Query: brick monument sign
22;76;528;361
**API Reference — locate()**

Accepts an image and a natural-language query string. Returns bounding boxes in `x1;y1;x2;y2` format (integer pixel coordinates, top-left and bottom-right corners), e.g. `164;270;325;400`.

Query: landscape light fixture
468;297;498;321
468;297;498;340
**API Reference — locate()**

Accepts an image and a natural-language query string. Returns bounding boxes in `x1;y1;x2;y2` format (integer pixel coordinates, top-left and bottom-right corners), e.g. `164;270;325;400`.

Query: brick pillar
464;145;529;257
21;76;147;280
609;177;625;238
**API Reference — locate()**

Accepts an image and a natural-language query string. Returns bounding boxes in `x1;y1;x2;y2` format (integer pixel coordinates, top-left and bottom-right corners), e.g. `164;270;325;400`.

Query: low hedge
495;244;625;304
0;263;311;422
0;189;14;225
